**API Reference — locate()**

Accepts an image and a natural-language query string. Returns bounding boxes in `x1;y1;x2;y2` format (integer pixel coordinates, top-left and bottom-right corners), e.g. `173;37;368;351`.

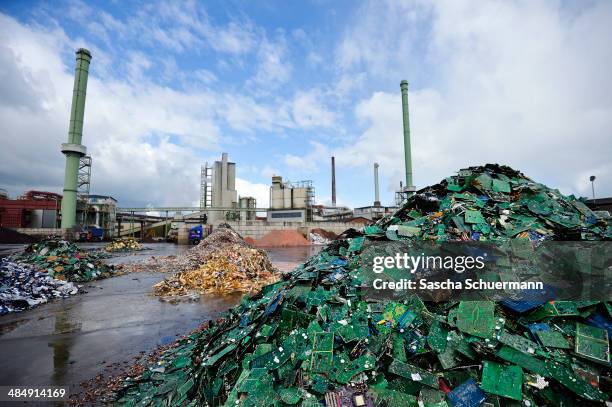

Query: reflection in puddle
49;310;80;385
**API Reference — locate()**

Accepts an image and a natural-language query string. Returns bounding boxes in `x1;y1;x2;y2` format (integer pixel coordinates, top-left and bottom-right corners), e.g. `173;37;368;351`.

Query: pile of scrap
9;237;115;282
310;228;337;245
114;165;610;406
153;225;277;297
380;163;609;241
127;224;250;274
0;259;78;315
105;237;143;253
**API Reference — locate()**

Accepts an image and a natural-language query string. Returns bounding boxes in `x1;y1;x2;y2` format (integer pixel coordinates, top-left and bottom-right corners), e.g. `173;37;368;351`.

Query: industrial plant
0;48;418;245
1;2;611;405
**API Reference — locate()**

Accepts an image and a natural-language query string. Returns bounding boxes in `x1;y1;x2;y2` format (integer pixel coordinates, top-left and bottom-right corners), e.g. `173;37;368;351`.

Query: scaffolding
77;156;92;226
78;156;92;200
200;163;213;209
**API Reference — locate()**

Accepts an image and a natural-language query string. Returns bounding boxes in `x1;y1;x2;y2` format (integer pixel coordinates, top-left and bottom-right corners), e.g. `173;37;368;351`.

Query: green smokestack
400;80;414;195
60;48;91;231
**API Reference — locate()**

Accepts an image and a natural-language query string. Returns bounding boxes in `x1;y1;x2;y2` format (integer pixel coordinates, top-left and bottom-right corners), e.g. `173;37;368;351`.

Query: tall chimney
400;80;415;195
331;156;336;206
374;163;380;206
61;48;92;232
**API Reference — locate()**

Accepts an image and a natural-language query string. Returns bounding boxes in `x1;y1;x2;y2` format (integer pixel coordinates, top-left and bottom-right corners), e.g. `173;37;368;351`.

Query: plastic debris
105;237;143;252
9;237;115;282
0;259;78;315
152;225;278;297
113;165;611;406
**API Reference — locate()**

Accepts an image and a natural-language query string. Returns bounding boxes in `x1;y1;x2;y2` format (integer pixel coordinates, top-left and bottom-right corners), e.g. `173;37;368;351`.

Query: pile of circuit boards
114;165;610;406
10;237;115;282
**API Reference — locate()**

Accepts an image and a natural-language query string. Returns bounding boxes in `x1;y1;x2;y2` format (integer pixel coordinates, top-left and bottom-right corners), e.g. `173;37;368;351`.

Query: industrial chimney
374;163;380;207
400;80;415;195
331;156;336;206
60;48;92;233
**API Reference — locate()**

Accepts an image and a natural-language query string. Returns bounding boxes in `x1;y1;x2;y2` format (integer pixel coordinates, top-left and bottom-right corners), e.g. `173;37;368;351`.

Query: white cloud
0;13;254;206
250;36;291;88
291;90;336;128
283;141;329;171
193;68;217;84
235;178;269;208
336;0;612;197
261;165;280;179
0;11;331;207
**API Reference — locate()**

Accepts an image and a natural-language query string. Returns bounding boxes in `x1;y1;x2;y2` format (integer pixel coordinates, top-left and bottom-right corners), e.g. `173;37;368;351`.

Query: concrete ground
0;243;320;398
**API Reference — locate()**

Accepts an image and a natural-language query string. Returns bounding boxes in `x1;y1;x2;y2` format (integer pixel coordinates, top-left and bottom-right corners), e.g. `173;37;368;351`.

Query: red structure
0;191;62;228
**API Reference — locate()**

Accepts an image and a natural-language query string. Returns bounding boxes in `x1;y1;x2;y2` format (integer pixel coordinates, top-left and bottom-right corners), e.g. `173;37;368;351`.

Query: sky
0;0;611;209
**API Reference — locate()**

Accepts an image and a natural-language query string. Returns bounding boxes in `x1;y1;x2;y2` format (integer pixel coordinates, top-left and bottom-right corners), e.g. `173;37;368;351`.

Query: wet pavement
0;242;319;395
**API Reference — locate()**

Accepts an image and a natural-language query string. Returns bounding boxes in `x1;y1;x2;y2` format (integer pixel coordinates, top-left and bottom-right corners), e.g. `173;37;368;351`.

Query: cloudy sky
1;0;611;209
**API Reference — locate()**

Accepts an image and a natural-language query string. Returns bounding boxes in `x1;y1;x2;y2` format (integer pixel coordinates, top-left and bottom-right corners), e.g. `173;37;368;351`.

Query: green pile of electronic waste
10;237;115;282
114;165;610;406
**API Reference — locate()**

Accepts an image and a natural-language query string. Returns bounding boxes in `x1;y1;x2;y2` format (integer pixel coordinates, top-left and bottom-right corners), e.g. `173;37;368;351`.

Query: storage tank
239;196;256;221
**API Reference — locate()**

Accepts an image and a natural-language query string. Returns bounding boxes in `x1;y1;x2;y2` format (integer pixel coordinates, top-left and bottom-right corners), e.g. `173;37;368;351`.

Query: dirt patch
255;230;310;247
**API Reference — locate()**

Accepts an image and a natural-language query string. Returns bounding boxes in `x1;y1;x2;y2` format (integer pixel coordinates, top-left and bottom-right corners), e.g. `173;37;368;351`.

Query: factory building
82;195;117;239
202;153;238;224
239;196;256;221
353;205;397;221
0;191;62;229
267;176;314;222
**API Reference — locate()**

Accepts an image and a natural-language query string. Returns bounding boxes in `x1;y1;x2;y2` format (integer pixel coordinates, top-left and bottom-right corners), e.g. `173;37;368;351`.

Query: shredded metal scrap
153;246;277;297
0;259;78;315
105;237;143;253
153;225;277;297
114;165;611;406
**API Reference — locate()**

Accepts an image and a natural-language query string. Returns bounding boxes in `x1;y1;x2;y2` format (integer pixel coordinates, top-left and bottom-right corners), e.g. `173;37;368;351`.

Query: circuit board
456;301;495;338
480;361;523;401
575;322;610;364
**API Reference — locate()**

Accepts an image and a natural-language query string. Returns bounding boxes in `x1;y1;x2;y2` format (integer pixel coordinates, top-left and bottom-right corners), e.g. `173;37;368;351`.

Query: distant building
311;204;352;221
0;191;62;229
83;194;117;238
206;153;238;224
353;205;398;221
268;176;314;222
585;197;612;213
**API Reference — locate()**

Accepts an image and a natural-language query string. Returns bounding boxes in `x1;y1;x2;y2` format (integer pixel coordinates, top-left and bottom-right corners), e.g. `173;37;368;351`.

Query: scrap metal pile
153;225;277;297
105;237;144;253
9;237;115;282
0;259;78;315
115;165;611;406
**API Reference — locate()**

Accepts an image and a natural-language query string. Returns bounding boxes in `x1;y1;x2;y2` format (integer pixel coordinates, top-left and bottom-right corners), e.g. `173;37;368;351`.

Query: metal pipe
331;156;336;206
400;80;414;195
61;48;92;231
374;163;380;206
